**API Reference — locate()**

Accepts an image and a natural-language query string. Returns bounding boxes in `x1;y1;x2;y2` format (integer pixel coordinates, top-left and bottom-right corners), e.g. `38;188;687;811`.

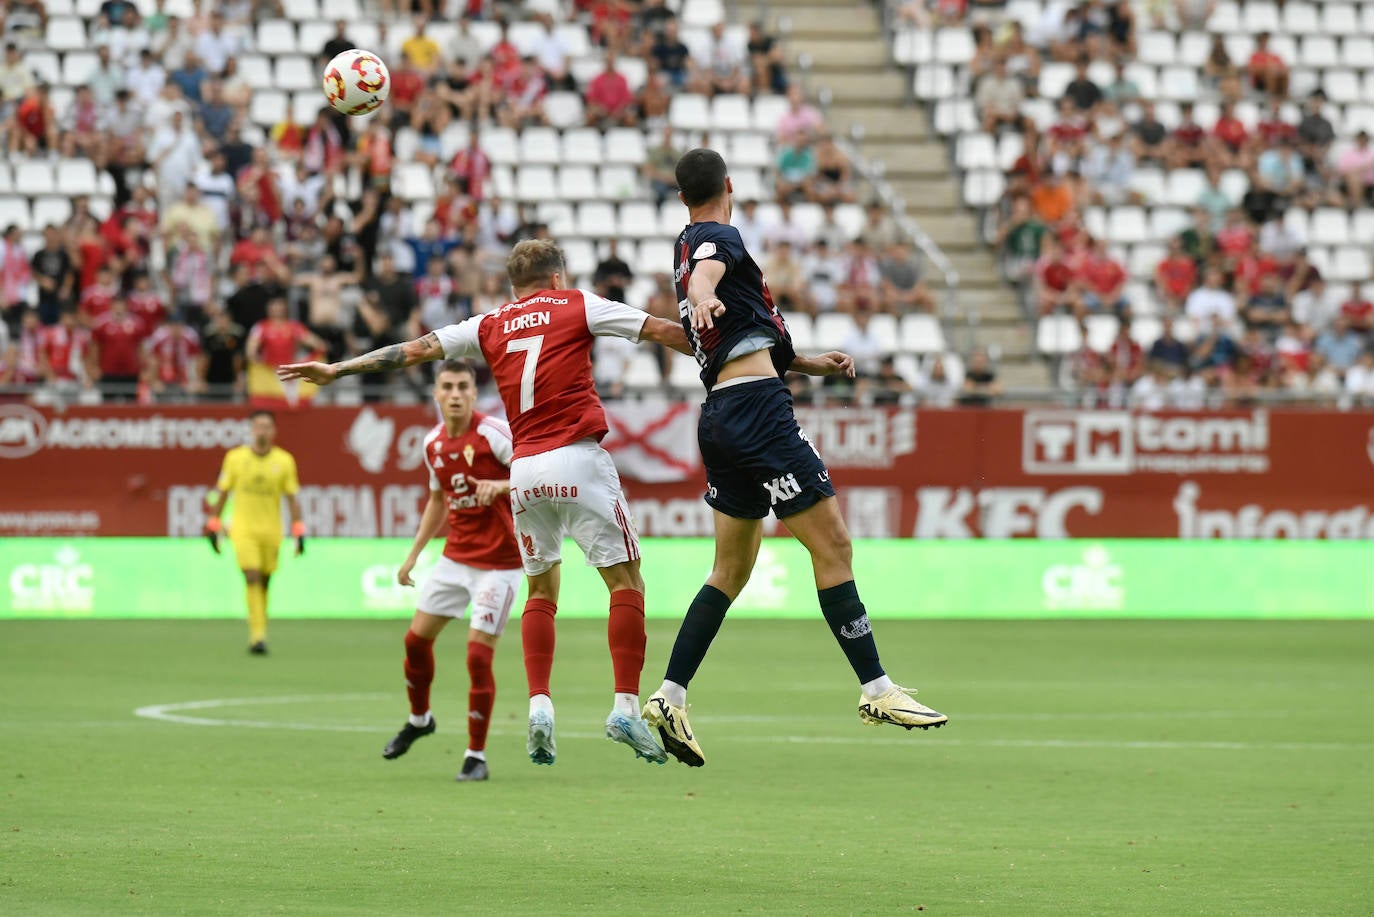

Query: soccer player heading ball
278;240;692;767
381;359;521;783
203;410;304;655
642;148;948;767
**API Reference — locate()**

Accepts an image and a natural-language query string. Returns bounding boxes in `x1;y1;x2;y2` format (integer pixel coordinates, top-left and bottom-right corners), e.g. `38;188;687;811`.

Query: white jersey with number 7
433;288;649;460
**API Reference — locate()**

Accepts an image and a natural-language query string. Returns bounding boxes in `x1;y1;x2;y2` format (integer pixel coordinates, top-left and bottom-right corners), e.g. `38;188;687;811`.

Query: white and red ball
322;49;390;116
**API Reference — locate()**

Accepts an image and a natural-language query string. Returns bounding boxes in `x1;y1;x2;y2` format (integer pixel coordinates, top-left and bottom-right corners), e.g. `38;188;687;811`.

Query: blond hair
506;240;566;291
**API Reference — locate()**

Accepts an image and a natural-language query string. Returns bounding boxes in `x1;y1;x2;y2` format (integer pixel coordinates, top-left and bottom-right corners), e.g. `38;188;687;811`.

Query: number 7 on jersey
505;335;544;414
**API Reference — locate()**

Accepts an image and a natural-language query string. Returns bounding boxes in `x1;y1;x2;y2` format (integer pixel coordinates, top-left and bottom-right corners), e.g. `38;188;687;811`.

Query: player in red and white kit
381;359;522;782
279;240;693;767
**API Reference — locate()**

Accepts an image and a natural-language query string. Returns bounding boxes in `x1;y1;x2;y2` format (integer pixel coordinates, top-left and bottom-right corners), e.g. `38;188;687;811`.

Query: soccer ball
322;49;390;116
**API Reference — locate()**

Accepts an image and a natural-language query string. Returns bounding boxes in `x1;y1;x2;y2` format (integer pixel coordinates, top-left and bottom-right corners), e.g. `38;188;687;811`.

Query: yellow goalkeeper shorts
230;531;282;575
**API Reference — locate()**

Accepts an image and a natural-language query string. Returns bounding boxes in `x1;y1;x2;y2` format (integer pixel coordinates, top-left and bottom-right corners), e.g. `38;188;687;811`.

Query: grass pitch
2;618;1371;915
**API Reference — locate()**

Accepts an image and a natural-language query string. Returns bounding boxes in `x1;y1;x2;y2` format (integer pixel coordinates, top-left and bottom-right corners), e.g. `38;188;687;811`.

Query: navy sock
663;585;732;688
818;581;885;683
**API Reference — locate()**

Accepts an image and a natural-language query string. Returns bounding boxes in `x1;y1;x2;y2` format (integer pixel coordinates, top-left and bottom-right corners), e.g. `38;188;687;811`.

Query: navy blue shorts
698;377;835;520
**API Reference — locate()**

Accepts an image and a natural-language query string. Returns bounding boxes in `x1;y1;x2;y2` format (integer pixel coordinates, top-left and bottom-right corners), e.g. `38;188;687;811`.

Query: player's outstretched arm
398;490;448;586
640;317;695;356
687;260;728;331
790;351;856;378
277;332;445;386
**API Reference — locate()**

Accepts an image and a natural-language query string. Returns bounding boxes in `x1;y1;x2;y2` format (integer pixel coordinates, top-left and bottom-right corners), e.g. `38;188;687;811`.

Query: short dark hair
675;148;728;208
436;359;478;381
249;409;276;423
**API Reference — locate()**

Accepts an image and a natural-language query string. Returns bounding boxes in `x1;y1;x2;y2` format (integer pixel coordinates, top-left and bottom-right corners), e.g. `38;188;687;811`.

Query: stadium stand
0;0;965;408
889;0;1374;406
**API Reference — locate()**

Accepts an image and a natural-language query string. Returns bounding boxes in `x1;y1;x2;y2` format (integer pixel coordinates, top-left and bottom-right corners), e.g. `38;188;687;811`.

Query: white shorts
510;439;641;576
417;556;522;637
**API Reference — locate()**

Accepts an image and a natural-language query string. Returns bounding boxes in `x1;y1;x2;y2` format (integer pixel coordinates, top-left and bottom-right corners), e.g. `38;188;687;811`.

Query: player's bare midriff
715;348;777;385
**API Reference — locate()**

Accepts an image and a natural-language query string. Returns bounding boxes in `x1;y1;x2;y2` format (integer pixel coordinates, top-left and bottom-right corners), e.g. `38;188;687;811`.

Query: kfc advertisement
2;401;1372;539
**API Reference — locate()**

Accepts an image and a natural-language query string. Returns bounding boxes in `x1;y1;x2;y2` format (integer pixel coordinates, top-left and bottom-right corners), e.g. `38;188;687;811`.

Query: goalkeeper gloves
292;520;306;556
204;517;223;554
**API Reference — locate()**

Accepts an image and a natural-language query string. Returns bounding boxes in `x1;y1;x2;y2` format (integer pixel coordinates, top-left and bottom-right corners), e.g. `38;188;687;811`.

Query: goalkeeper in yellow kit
203;410;305;654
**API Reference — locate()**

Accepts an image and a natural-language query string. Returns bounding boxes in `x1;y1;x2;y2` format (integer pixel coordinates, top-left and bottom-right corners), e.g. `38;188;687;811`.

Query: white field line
130;695;1374;752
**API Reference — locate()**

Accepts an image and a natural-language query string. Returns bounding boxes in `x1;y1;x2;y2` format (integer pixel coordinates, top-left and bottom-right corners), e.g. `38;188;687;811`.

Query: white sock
408;711;432;728
464;748;486;762
529;693;554;718
613;692;640;717
658;680;687;707
861;675;895;701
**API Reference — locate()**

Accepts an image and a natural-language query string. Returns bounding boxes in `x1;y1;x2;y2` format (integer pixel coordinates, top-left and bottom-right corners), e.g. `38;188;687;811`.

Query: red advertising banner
2;401;1372;538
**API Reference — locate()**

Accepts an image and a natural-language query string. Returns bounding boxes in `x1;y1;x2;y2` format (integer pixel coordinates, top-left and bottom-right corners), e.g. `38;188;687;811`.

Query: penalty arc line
131;695;1374;752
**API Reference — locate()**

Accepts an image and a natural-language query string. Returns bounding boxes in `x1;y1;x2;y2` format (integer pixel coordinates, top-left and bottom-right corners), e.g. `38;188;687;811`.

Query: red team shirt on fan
91;313;147;376
145;324;202;384
248;319;313;366
434;289;649;459
39;324;90;380
424;413;522;570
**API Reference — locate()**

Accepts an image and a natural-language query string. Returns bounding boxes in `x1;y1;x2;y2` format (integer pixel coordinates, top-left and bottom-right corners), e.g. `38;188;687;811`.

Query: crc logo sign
1023;411;1270;475
0;404;47;459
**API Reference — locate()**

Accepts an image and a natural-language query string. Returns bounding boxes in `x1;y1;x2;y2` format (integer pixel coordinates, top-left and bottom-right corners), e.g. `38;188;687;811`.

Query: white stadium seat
561;129;603;165
603;128;647;165
256;20;298;56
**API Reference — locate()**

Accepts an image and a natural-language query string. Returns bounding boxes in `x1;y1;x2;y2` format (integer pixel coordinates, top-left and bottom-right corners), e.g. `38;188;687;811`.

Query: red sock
466;641;495;753
403;629;435;717
521;598;557;698
608;589;646;696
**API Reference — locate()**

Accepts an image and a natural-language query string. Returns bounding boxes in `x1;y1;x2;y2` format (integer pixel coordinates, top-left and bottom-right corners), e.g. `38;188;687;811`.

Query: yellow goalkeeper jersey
216;445;300;537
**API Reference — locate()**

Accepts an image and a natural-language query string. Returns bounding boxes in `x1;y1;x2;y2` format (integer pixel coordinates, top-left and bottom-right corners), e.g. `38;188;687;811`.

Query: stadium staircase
769;0;1049;388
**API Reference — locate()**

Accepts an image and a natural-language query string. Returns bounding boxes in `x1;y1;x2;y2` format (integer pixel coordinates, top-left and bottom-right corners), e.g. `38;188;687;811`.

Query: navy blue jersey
673;221;795;389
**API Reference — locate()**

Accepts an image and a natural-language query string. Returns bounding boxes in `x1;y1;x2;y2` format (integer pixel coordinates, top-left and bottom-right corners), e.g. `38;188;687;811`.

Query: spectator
401;17;442;75
1130;99;1168;164
1082;131;1138;205
125;48;167;106
320;19;353;66
31;225;75;326
298;254;361;362
650;17;692;90
143;309;205;400
584;53;637;127
1314;315;1364;371
126;271;167;329
747;21;787;95
996;194;1047;281
192;12;240;77
1154;237;1197;312
775;138;817;202
1247;31;1288;99
1080;238;1129;316
1185;267;1237;328
149;109;203;208
166;226;215;323
1063;56;1103;112
774;85;823;145
1148;316;1191;371
879;242;935;314
958;348;1001;406
871;354;916;405
1166;101;1208;170
763;241;807;313
1335;131;1374;208
88;295;148;400
975;57;1025;133
160;184;219;252
593;240;634;303
0;44;35;110
8;82;57;156
693;22;750;96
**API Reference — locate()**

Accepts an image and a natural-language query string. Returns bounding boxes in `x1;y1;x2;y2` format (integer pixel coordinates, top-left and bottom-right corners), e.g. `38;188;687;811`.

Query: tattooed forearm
334;333;443;378
335;343;406;377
